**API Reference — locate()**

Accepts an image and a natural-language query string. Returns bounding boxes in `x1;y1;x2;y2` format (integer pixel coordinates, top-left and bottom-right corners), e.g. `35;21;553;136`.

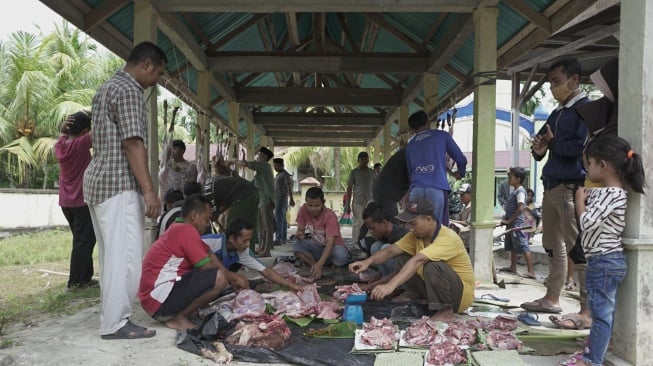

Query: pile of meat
225;314;291;350
402;316;446;347
332;283;365;301
402;315;522;365
272;261;313;284
264;283;340;319
360;317;398;350
220;289;267;322
426;342;468;366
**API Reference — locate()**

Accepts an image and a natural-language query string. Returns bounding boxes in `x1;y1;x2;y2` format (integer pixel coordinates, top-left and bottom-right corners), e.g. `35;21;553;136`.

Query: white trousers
88;191;144;335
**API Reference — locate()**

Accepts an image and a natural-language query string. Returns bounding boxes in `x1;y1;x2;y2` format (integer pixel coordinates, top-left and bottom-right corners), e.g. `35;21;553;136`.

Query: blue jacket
405;129;467;191
533;95;588;189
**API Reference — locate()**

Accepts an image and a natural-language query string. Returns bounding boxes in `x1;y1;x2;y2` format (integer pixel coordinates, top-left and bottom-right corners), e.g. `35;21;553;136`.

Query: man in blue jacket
405;110;466;226
521;58;589;322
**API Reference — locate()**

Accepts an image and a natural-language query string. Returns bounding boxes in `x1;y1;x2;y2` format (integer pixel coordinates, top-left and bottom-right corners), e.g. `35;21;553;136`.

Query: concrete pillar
246;121;256;180
373;138;381;164
470;6;498;284
423;72;439;116
510;72;521;168
399;104;409;134
610;1;653;365
197;71;210;173
133;1;158;249
383;122;392;162
227;102;240;161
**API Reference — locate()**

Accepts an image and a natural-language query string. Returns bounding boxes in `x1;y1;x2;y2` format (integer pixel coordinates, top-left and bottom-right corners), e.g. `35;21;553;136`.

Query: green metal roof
39;0;620;147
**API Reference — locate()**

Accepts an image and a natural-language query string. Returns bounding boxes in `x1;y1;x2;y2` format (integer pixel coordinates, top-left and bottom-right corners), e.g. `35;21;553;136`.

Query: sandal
559;351;586;365
549;314;592;330
498;267;517;274
520;298;562;313
101;320;156;340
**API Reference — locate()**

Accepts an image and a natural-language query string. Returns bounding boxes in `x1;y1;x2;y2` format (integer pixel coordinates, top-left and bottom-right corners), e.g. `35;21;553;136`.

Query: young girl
561;135;645;366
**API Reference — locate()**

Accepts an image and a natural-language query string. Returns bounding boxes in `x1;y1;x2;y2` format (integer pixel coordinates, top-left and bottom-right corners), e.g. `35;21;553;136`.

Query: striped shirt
84;69;148;204
579;187;627;257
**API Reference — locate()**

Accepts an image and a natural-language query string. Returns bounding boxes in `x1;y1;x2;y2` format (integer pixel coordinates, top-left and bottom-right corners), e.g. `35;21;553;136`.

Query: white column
470;6;498;284
610;1;653;365
133;1;158;248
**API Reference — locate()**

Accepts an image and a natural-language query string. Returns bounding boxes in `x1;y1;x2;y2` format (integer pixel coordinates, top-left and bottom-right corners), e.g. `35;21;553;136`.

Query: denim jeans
409;187;448;226
274;196;289;243
583;251;627;366
370;241;394;276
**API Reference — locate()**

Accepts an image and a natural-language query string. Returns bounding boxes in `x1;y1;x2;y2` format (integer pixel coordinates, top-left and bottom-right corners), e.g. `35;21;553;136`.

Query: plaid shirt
84;69;149;204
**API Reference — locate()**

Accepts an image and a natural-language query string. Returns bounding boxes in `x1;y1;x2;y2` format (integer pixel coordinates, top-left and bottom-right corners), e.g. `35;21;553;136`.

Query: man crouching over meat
139;194;249;331
349;197;474;322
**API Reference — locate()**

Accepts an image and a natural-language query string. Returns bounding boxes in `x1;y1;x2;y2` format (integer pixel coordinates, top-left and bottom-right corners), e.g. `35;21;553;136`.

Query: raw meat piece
426;341;467;365
486;330;523;350
332;283;365;301
360;317;397;350
272;262;313;284
316;301;340;319
225;314;291;350
265;290;305;318
488;314;518;331
228;289;266;321
402;316;439;347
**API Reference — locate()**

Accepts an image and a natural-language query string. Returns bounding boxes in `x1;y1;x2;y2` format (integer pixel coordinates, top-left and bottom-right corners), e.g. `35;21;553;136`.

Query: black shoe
68;279;100;290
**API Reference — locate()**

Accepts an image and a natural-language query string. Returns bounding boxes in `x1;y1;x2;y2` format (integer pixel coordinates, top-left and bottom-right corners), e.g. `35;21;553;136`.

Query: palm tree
282;146;365;191
0;22;120;187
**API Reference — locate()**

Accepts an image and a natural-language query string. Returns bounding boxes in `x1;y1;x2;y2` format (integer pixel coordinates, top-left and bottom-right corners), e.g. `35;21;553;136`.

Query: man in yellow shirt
349;197;474;322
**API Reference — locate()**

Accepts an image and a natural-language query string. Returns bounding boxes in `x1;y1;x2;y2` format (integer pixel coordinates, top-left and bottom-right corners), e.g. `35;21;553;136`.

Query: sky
0;0;62;40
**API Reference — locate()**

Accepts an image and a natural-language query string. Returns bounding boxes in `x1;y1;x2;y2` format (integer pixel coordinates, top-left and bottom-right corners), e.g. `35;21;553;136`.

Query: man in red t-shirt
139;195;248;331
292;187;349;279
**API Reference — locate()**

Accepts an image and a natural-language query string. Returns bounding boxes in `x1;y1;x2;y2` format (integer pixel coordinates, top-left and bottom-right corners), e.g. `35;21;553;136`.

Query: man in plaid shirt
84;41;166;340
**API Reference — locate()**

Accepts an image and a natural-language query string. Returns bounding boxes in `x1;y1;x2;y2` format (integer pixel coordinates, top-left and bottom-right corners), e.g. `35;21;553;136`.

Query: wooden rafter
421;13;447;47
181;14;212;48
502;0;551;34
209;13;268;52
361;13;428;54
84;0;130;31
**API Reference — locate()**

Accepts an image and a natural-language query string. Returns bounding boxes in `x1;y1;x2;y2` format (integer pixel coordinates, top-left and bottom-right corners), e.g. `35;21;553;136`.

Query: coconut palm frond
32;136;57;164
0;137;38;166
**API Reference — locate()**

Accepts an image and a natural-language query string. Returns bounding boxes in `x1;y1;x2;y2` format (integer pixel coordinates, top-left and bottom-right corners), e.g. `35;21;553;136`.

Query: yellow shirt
394;226;475;312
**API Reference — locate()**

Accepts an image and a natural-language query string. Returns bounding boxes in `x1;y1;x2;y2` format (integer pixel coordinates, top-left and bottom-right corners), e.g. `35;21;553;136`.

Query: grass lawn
0;229;100;347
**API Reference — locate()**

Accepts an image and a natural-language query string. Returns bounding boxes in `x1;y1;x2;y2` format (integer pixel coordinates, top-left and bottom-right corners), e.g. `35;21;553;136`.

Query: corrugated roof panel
497;3;530;48
383;13;439;48
372;28;414;53
219;25;265;52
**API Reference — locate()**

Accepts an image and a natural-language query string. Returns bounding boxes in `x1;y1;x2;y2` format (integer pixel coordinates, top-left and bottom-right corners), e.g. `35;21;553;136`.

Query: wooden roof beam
506;23;620;73
266;131;375;139
209;54;427;73
208;13;268;52
152;0;483;13
502;0;551;34
253;112;386;126
361;13;429;55
84;0;130;31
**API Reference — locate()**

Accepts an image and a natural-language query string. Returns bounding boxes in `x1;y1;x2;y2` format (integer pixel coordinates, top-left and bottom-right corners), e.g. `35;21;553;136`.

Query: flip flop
520;298;562;314
518;312;541;326
520;273;537;280
480;293;510;302
498;267;517;274
101;320;156;340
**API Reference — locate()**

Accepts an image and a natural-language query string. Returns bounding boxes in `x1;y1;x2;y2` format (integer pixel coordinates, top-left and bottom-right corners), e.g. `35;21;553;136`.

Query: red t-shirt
295;205;345;246
138;223;211;315
55;134;92;207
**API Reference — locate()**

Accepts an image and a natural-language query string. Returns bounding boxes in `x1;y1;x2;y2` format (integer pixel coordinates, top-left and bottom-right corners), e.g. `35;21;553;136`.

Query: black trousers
62;206;96;287
395;254;464;312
